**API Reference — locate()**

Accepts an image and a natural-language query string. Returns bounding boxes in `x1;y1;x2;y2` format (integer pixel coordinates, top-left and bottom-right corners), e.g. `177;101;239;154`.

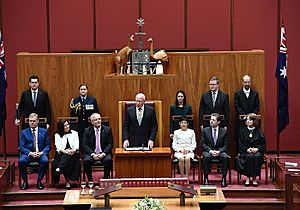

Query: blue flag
0;31;7;136
275;26;289;133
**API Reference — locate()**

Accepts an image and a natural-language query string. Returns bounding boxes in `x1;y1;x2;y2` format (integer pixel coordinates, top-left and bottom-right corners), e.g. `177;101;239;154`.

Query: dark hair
78;84;88;90
29;75;39;82
179;116;189;123
209;76;219;84
211;113;221;122
57;119;70;138
175;90;187;107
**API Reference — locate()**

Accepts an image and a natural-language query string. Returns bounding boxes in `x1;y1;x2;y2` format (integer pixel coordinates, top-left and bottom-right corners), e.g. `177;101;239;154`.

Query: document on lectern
125;147;152;151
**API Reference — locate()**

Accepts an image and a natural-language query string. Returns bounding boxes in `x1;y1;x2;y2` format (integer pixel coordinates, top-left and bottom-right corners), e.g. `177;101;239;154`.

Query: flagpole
276;0;282;158
2;118;6;160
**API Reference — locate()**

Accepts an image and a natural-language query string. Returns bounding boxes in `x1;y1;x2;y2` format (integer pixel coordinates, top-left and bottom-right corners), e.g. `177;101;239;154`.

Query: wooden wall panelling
17;51;264;158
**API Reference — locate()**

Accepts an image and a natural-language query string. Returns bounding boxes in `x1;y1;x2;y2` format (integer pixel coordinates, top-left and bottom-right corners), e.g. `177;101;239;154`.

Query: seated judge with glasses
18;113;51;190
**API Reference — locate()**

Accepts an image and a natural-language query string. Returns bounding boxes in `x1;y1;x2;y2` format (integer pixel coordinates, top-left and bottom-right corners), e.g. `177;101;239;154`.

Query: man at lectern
123;92;158;149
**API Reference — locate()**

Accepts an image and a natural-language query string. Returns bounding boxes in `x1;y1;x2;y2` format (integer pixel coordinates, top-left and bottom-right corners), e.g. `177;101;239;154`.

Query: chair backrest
239;114;261;128
118;100;162;147
57;116;78;131
24;117;47;128
171;114;194;131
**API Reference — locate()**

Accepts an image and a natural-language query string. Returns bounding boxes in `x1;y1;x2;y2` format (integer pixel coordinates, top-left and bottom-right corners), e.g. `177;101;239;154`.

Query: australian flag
275;26;289;133
0;31;7;136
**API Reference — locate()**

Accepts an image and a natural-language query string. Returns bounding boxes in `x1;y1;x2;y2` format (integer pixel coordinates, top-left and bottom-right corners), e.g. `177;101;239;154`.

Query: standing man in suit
123;92;158;149
234;75;260;153
70;84;99;150
18;113;51;190
201;113;229;187
15;75;51;129
82;113;113;181
199;76;230;130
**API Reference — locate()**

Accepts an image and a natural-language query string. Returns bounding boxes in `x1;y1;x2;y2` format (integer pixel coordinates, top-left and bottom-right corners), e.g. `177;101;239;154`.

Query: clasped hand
209;150;220;157
63;149;76;155
247;147;258;153
29;151;43;158
92;153;104;160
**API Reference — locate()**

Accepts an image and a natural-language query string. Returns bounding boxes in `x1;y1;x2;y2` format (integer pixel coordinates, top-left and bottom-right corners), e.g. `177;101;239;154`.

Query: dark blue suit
123;105;158;147
18;127;51;182
70;96;99;148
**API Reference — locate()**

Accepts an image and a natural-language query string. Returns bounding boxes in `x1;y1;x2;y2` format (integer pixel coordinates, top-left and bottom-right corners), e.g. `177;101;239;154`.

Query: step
223;188;284;198
224;198;285;210
2;200;63;210
3;190;66;202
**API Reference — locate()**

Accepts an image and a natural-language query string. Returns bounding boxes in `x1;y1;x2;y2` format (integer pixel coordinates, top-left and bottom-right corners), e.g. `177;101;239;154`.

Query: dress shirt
243;87;250;98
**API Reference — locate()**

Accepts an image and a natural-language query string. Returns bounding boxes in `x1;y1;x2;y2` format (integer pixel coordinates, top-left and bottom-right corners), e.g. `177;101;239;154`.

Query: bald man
123;93;158;149
234;75;260;153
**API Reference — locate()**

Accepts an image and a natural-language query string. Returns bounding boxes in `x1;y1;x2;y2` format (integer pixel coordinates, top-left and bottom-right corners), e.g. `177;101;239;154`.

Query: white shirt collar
243;87;250;94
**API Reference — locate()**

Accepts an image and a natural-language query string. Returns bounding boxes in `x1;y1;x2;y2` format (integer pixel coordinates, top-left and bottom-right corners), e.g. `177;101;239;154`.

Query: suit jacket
70;96;99;131
234;89;260;115
199;90;230;128
201;126;228;153
123;105;158;147
19;127;51;156
82;125;113;155
16;89;51;128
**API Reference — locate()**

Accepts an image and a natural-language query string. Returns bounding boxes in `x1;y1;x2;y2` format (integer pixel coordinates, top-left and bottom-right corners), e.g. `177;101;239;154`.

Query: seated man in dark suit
83;113;113;181
201;113;229;187
122;92;158;149
18;113;51;190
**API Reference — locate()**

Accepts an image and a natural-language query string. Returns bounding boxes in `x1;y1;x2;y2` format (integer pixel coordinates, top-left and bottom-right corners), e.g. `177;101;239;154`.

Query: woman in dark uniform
170;90;193;138
235;113;266;187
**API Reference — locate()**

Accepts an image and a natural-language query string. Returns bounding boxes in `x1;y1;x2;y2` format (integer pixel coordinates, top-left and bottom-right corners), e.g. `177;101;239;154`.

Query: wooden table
63;187;226;210
275;159;300;210
115;147;172;178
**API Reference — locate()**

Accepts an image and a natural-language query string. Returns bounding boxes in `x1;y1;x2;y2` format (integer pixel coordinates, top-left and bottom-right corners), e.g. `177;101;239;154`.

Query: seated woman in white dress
172;117;196;178
52;119;80;189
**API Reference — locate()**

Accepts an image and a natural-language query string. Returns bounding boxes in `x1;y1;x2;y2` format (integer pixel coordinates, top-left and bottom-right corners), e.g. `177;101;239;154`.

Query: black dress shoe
221;178;227;187
21;182;28;190
37;180;44;190
204;178;209;185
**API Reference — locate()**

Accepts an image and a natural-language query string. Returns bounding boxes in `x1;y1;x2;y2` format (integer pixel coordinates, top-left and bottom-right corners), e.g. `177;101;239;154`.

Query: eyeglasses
209;83;217;86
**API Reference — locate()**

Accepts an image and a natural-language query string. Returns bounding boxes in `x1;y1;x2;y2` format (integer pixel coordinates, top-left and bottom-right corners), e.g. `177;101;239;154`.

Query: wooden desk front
115;147;171;178
63;187;226;210
275;160;300;210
